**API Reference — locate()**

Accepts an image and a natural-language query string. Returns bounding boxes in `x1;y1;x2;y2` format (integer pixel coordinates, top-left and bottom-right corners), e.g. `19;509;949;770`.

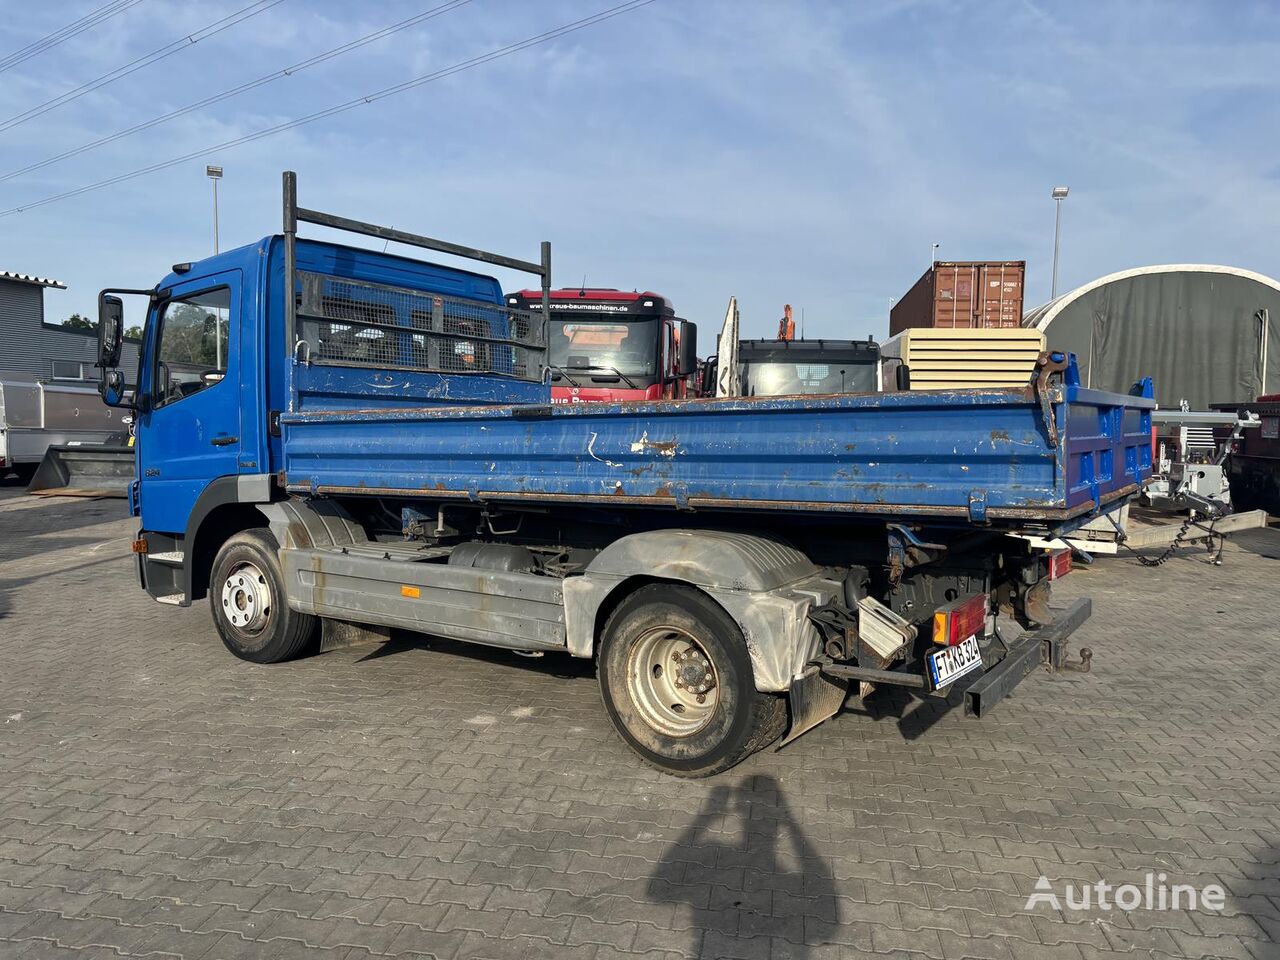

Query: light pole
1051;185;1068;299
931;242;940;266
206;164;223;367
206;165;223;254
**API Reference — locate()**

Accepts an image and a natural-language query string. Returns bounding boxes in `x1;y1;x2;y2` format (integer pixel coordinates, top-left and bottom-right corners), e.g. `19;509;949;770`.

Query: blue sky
2;0;1278;340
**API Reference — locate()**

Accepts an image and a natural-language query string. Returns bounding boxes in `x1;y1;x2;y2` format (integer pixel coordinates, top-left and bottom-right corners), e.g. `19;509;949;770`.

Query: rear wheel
209;529;317;663
598;584;786;777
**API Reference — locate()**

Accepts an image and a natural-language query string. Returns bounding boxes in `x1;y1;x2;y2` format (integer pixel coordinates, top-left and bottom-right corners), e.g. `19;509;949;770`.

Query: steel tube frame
281;170;552;412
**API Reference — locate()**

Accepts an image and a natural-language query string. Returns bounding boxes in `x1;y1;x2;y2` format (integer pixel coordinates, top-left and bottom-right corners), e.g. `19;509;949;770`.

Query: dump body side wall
279;384;1154;523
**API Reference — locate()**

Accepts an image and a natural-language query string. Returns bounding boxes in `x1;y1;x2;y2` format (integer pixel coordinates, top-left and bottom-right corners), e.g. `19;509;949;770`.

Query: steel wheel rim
625;626;719;737
221;561;272;634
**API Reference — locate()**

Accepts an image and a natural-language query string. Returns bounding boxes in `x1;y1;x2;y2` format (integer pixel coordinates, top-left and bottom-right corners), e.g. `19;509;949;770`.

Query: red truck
506;288;697;403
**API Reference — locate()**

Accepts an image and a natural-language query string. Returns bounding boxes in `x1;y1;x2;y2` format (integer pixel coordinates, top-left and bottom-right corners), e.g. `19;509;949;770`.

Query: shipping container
879;327;1046;391
889;261;1025;336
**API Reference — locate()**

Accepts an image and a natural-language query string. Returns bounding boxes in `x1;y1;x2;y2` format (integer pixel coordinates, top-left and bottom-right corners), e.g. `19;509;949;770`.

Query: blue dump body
280;378;1153;529
126;233;1153;536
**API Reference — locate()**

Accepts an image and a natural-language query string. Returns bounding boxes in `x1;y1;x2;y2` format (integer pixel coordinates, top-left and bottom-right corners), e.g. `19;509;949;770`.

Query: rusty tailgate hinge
1034;351;1069;448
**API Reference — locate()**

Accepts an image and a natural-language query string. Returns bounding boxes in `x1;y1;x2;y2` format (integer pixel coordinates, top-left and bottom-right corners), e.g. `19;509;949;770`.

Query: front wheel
597;584;786;777
209;529;317;663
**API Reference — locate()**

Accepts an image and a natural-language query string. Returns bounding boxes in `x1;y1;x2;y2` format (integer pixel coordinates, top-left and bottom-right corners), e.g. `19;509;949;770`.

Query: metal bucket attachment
26;444;134;498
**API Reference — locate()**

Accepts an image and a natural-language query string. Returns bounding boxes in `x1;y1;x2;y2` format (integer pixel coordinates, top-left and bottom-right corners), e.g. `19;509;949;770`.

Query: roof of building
1021;263;1280;407
1023;263;1280;329
0;270;66;290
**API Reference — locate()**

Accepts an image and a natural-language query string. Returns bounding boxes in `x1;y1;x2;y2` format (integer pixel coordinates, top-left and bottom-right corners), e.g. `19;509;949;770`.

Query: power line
0;0;285;133
1;0;472;183
0;0;136;71
0;0;658;219
0;0;147;75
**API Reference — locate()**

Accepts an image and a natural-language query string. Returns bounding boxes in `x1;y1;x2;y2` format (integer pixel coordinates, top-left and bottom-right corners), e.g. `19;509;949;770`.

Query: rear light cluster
932;593;987;647
1048;548;1072;580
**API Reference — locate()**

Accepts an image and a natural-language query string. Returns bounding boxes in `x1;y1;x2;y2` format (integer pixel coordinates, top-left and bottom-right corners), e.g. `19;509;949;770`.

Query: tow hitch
805;597;1093;723
962;597;1092;716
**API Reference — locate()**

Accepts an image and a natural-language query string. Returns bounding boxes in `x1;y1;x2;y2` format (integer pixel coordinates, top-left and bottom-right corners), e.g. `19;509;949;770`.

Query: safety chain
1116;513;1223;568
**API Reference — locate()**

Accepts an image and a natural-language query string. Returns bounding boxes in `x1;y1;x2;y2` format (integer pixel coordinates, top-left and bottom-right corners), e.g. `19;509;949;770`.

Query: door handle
211;435;238;446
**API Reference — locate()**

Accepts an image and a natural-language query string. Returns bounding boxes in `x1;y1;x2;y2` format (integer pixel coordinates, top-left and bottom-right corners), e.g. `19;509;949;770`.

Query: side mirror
699;355;718;396
101;369;127;408
895;363;911;391
98;293;124;368
679;322;698;376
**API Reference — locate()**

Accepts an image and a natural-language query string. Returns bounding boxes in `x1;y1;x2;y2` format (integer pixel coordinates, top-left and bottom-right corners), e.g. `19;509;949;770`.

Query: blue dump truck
93;173;1155;776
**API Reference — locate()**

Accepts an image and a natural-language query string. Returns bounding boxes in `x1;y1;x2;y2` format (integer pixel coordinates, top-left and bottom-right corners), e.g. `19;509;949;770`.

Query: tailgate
1059;372;1155;513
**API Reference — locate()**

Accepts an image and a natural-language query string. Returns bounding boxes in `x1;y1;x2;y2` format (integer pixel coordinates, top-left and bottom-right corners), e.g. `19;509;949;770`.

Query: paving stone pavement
0;484;1277;960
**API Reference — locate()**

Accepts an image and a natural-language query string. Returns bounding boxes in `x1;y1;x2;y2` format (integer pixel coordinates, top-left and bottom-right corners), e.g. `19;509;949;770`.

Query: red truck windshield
551;317;658;378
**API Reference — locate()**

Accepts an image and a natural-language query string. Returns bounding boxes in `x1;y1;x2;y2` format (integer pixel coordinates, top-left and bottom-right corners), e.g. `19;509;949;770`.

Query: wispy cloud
1;0;1277;336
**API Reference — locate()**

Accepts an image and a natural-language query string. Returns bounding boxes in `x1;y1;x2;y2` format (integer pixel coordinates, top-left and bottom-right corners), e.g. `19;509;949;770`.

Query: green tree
159;302;227;368
61;313;93;331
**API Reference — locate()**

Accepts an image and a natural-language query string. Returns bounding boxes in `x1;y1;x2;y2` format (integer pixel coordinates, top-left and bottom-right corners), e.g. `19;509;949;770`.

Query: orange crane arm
777;304;795;340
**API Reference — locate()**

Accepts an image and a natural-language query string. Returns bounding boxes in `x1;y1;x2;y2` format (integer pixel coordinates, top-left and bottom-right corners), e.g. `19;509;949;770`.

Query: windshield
550;318;658;377
738;358;878;396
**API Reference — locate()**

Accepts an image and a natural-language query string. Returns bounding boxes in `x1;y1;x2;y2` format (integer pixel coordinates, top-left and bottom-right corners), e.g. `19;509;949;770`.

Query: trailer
0;375;128;485
1226;395;1280;516
91;172;1155;776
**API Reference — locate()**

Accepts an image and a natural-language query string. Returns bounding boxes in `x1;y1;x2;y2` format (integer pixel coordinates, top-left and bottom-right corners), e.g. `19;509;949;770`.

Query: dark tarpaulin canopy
1024;265;1279;409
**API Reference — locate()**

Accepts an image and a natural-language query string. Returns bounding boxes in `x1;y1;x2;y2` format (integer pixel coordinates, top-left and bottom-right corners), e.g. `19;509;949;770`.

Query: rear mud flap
319;618;390;654
779;666;849;748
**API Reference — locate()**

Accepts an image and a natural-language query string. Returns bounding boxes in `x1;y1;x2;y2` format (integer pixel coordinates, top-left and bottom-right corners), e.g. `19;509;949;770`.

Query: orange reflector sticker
131;538;148;554
400;585;420;599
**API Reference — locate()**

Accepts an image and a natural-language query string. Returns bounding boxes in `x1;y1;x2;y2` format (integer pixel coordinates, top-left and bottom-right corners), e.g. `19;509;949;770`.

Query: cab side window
153;288;231;408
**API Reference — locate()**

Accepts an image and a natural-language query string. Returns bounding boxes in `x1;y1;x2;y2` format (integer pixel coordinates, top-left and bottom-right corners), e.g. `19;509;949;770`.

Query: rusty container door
976;261;1025;329
932;263;981;328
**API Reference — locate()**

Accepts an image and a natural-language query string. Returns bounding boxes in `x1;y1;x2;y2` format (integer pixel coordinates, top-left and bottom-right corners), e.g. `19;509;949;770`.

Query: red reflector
131;538;148;554
1048;549;1072;580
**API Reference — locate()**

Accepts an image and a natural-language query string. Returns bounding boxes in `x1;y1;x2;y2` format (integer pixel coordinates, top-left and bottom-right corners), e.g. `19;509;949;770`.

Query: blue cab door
137;270;244;533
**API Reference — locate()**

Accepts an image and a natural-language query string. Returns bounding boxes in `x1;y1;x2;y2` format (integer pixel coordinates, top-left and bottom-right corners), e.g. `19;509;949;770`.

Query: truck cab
736;338;881;396
505;288;697;403
700;338;882;397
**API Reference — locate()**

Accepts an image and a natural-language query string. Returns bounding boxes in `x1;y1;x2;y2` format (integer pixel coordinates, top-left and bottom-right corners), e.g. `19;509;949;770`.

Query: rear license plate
928;635;983;689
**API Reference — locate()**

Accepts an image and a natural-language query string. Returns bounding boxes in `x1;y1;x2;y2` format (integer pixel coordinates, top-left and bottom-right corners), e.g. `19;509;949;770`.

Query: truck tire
209;529;317;664
597;584;786;778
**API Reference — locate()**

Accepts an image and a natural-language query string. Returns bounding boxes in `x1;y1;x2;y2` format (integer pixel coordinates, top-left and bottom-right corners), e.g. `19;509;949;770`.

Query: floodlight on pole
206;165;222;255
931;242;940;265
206;164;224;368
1051;185;1068;299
